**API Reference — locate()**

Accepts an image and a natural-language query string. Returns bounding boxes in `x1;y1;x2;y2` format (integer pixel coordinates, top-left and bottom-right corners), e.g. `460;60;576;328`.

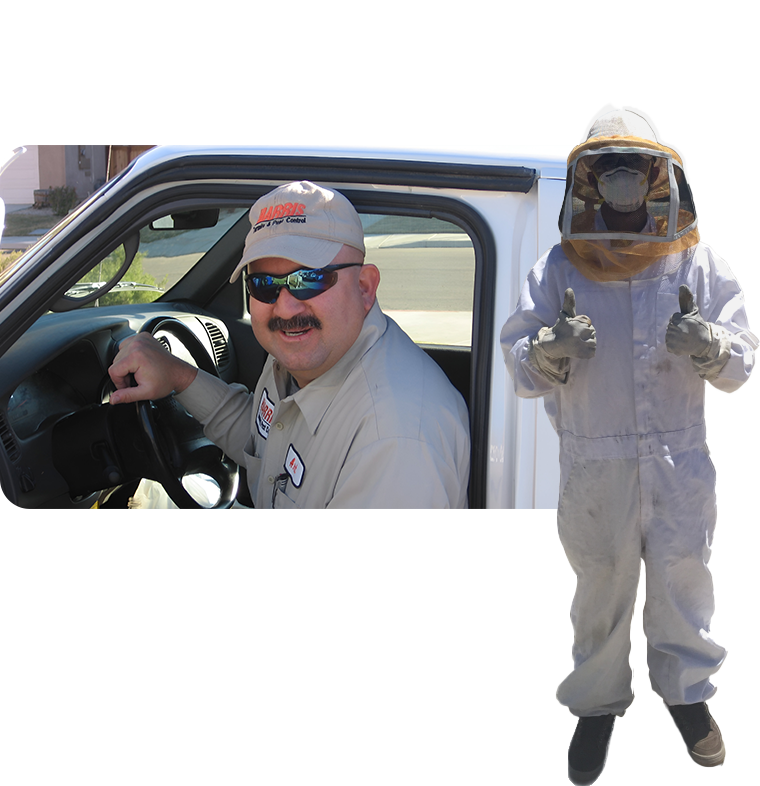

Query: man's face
247;245;380;388
587;153;660;190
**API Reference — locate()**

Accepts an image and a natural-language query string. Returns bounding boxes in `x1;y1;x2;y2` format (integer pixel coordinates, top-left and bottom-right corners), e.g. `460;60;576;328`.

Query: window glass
361;213;475;347
67;207;249;308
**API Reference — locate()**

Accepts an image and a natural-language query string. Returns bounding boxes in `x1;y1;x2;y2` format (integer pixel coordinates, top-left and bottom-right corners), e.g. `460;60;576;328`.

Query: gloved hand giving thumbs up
665;285;712;357
538;288;597;359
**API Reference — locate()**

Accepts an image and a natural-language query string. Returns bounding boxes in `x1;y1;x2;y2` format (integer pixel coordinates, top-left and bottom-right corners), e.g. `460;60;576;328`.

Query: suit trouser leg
640;447;726;705
556;456;642;717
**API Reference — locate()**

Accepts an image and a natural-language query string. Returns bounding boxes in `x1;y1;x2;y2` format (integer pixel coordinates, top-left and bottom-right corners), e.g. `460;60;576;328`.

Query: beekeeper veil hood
559;106;699;281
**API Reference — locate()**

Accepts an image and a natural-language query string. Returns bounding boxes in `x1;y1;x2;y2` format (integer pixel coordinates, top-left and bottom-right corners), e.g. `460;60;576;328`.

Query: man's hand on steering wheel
102;320;239;509
108;332;198;405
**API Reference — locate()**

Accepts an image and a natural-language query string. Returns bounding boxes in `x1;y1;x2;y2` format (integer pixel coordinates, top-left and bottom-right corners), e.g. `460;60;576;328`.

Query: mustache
268;315;322;332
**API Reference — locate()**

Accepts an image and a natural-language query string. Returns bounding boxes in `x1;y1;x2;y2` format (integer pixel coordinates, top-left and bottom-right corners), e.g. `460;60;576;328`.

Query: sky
570;101;760;230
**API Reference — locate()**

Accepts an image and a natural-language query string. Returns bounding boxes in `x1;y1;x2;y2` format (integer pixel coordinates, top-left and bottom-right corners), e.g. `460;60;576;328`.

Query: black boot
568;714;615;784
666;702;725;767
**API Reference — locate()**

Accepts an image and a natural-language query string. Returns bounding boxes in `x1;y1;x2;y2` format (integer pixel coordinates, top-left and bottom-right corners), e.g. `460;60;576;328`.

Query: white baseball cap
229;181;365;282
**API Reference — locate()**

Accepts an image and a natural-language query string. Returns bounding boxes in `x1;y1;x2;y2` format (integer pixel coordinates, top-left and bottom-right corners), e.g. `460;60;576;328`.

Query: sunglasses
245;263;362;304
589;153;655;177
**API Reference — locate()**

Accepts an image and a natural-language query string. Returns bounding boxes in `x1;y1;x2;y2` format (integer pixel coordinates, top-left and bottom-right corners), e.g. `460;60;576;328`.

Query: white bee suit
500;241;756;716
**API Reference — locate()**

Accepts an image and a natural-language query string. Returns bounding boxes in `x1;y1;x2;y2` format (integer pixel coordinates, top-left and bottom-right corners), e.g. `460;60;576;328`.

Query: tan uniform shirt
176;302;470;508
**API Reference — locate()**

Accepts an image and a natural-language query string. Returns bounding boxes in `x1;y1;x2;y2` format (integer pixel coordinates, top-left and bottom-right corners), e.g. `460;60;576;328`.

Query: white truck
0;145;576;510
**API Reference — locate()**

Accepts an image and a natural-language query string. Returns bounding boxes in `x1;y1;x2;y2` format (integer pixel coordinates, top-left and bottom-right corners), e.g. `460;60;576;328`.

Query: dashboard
0;303;237;508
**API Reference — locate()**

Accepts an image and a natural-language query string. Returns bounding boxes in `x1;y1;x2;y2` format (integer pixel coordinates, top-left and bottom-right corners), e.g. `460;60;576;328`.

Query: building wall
38;146;66;191
1;145;123;205
65;146;108;199
0;146;40;204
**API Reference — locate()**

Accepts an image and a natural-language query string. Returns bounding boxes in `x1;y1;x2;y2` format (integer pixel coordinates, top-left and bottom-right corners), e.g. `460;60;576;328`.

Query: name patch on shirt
256;388;276;440
284;444;305;488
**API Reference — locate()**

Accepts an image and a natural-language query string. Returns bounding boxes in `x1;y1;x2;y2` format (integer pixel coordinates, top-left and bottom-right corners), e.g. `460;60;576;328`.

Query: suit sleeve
695;247;757;392
500;256;569;397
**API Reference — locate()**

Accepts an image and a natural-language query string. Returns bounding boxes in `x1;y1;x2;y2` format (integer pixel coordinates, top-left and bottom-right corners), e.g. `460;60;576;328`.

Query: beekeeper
500;106;756;784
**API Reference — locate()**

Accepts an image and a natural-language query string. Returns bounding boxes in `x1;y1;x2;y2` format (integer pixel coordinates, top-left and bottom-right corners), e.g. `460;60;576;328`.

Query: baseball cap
229;181;366;283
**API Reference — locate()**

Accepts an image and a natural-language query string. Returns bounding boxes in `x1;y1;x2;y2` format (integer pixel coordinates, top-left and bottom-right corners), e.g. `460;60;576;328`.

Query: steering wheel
133;316;239;509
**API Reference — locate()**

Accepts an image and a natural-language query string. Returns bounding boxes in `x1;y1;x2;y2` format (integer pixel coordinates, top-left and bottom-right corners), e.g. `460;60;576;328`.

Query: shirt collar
273;300;388;434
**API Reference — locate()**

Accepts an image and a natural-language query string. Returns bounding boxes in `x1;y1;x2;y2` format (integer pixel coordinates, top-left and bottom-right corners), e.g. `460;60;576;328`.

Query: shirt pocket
242;452;262;504
273;490;297;510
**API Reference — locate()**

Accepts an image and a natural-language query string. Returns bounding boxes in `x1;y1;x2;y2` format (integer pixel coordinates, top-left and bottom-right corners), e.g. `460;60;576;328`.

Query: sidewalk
1;203;47;251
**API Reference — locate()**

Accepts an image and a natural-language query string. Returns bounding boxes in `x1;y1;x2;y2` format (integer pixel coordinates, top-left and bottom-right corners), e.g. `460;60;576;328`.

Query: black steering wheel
133;316;239;509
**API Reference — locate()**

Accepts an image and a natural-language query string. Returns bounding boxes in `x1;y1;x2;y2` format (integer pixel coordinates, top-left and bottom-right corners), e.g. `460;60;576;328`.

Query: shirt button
275;422;284;430
267;476;275;484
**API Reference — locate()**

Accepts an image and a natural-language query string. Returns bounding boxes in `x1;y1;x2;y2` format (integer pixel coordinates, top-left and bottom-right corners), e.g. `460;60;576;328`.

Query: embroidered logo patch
284;444;305;488
256;388;275;440
251;202;308;235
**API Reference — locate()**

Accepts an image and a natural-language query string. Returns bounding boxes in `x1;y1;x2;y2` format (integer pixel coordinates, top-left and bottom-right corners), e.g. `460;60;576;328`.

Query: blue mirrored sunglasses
244;263;362;304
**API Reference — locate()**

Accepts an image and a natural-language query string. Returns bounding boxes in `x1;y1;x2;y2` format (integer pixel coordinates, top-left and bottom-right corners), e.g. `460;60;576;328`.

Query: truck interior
1;183;492;508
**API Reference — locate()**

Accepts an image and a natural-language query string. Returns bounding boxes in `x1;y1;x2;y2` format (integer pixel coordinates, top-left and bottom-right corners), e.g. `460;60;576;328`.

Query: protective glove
665;285;712;357
537;288;597;359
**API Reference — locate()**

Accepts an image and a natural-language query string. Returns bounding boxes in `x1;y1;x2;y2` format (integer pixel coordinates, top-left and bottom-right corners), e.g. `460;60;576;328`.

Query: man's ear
358;264;381;313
